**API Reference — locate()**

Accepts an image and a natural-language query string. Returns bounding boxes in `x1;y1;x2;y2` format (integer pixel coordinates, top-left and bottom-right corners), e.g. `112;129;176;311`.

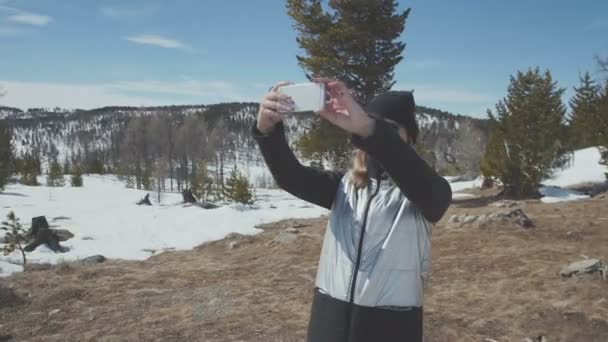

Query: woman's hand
256;81;295;134
313;78;375;138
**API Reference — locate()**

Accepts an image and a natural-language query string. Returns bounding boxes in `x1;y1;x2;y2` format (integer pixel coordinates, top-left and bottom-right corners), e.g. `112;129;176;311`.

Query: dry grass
0;197;607;341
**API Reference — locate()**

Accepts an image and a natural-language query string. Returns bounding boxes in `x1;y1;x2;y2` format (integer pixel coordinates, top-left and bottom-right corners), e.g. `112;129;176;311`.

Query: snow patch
539;186;589;203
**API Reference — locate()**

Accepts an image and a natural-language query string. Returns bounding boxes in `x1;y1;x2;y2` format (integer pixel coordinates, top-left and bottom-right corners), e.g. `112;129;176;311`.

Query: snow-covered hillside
0;175;327;276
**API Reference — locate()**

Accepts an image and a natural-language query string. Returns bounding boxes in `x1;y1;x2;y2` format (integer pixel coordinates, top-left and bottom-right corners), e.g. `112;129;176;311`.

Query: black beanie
365;91;418;144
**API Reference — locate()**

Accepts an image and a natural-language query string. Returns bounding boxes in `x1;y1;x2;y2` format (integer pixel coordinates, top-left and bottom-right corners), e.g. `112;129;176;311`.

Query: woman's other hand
256;81;295;134
313;78;375;138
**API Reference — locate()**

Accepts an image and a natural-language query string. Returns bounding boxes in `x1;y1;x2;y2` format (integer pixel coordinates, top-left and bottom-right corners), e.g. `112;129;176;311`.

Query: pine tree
47;158;65;187
286;0;409;170
191;160;213;203
596;81;608;178
483;68;569;199
70;164;83;187
568;72;600;148
225;165;253;204
1;211;27;266
0;122;14;191
63;157;71;175
20;154;40;186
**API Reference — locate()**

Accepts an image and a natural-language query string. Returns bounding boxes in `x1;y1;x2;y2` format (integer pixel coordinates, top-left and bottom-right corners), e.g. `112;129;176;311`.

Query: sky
0;0;606;118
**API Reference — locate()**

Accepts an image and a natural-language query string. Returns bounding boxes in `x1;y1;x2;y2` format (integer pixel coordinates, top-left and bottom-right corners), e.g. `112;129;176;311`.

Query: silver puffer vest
315;173;432;308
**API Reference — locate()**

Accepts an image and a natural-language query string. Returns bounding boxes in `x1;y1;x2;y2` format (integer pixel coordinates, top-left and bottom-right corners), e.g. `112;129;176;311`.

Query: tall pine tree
286;0;409;170
0;122;14;191
47;158;65;187
568;72;600;148
596;80;608;176
483;68;569;199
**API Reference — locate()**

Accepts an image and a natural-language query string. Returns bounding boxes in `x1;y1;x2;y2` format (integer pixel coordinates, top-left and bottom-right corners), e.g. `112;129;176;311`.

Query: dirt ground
1;193;607;342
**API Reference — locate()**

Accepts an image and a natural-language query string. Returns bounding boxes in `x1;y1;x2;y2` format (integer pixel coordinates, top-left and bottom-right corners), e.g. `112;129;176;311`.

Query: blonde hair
350;149;370;189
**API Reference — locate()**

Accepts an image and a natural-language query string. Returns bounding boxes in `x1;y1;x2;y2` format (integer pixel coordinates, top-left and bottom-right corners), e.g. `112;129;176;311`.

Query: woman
253;79;452;342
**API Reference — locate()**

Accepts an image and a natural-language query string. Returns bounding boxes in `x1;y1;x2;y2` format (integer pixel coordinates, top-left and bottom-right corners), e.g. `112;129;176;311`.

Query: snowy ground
448;147;607;203
0;175;327;276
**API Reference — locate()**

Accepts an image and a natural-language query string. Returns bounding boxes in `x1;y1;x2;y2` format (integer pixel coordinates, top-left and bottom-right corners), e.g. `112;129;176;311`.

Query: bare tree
121;117;149;189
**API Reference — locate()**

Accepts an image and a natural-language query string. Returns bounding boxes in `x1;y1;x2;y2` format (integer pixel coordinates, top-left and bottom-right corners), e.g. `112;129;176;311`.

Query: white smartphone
277;82;325;113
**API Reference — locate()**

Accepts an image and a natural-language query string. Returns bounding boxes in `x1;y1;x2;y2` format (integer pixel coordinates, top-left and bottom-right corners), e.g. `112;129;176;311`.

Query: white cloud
7;12;52;26
0;79;253;110
100;5;159;19
124;34;187;50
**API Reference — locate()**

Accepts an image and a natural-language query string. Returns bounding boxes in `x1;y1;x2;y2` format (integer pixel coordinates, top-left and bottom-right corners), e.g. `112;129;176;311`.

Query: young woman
253;79;452;342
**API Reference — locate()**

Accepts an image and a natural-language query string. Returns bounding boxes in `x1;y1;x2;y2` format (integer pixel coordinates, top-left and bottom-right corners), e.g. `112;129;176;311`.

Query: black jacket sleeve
252;121;344;210
352;119;452;223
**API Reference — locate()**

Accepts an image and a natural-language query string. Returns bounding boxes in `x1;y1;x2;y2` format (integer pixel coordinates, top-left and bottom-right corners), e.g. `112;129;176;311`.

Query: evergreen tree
63;157;71;175
47;158;65;187
596;81;608;178
191;160;213;203
225;165;253;204
88;158;105;174
1;211;27;266
482;68;569;199
568;72;600;148
70;164;83;187
141;168;152;191
0;122;14;191
286;0;409;169
20;154;40;186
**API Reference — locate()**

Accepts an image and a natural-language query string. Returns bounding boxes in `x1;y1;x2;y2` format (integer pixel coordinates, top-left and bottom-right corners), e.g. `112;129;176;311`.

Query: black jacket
253;119;451;342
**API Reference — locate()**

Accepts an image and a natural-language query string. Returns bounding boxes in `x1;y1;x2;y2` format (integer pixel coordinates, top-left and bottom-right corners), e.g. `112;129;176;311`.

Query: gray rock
52;229;74;242
463;215;478;224
81;255;106;264
228;241;240;249
48;309;61;318
476;214;491;228
448;215;460;224
560;259;606;278
285;227;299;234
81;236;94;241
273;232;298;244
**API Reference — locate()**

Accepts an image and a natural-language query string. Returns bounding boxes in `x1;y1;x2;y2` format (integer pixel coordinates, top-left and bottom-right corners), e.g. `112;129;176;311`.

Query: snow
447;147;607;203
0;260;23;277
0;175;327;276
449;177;484;193
539;186;589;203
543;147;607;187
452;193;474;200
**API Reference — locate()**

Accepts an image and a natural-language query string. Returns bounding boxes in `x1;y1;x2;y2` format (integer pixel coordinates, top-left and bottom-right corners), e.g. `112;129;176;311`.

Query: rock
142;248;156;254
225;233;246;240
448;215;460;224
490;200;518;208
81;255;106;264
285;227;299;234
52;229;74;242
48;309;61;318
272;231;298;244
560;259;606;278
475;214;491;228
81;236;94;240
136;193;152;206
51;216;71;221
507;209;534;228
228;241;240;249
463;215;478;224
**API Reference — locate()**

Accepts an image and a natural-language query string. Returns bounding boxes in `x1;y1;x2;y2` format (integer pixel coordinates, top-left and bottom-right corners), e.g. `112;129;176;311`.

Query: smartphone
277;82;325;113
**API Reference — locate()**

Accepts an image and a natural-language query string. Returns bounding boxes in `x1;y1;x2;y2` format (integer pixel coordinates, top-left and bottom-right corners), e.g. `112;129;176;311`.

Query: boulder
560;259;606;279
81;255;106;265
52;229;74;242
285;227;299;234
136;193;152;206
272;231;298;244
48;309;61;318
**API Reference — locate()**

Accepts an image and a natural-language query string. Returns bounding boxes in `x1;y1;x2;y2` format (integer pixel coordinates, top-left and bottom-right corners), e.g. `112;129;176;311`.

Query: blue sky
0;0;606;118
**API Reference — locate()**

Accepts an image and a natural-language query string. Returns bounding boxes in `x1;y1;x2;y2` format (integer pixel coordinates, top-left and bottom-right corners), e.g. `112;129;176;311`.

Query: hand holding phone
276;82;325;113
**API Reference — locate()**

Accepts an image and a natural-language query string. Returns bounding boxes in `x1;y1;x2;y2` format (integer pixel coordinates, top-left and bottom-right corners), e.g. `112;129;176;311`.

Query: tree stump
137;193;152;206
182;189;197;203
24;216;67;253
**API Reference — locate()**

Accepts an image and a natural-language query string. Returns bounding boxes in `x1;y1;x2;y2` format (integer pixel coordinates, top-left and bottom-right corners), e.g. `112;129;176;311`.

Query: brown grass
1;198;607;341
